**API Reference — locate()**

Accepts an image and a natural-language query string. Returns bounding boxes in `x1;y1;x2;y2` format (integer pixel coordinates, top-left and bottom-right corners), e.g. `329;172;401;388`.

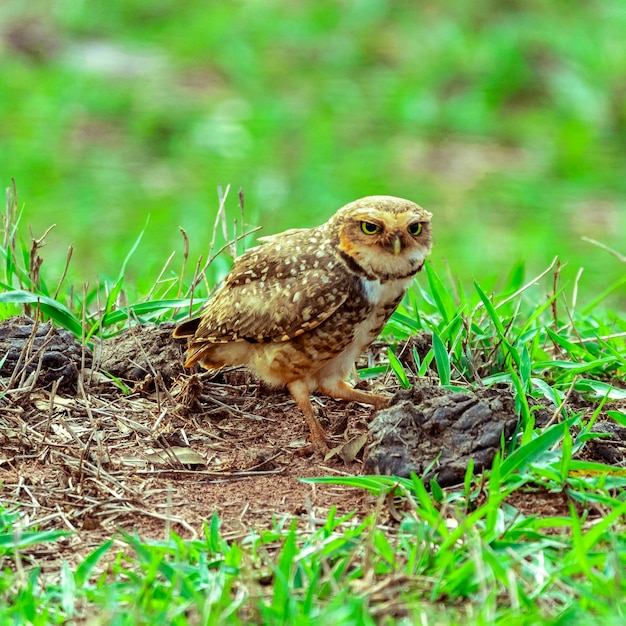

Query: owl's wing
256;228;308;244
183;246;349;350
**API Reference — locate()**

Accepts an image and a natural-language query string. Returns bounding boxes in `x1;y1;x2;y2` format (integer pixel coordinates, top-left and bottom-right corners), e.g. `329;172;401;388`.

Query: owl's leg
320;380;392;411
287;379;329;453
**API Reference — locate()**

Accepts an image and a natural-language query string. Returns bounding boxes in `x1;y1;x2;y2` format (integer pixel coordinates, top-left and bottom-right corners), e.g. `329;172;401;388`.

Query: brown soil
0;316;624;570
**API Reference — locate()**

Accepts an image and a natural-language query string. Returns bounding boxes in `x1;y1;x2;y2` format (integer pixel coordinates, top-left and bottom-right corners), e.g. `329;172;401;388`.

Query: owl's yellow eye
408;222;423;236
361;221;382;235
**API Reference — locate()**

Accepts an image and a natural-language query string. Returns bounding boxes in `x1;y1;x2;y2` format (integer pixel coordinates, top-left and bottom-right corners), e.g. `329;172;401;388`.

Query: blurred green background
1;0;624;303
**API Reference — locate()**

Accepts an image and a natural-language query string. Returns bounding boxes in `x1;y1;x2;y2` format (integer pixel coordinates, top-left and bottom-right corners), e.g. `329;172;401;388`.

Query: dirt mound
98;322;185;387
0;315;91;389
366;385;518;485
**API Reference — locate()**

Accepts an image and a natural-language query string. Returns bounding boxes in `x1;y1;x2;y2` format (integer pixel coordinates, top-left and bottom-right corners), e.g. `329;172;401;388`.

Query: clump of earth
365;385;518;485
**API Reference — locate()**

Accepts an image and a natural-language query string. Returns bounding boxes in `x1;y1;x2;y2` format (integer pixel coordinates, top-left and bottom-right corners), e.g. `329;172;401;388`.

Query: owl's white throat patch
360;274;413;305
360;277;384;304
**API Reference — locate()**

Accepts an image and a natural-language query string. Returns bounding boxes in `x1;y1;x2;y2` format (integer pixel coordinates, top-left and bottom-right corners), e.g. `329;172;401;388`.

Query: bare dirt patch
0;316;623;568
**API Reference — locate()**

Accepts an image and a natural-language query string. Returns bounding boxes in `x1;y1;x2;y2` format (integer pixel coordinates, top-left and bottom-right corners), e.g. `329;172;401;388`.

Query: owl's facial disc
354;210;427;256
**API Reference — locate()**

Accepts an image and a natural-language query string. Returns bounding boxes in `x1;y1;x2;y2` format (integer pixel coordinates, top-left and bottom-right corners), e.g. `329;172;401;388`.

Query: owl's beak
385;234;402;256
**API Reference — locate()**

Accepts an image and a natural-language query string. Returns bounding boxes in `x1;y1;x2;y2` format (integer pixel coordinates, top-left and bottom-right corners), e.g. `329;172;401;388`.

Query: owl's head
330;196;433;280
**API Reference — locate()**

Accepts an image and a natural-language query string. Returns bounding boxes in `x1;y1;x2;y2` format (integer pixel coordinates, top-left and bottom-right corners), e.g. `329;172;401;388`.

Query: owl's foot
320;380;392;412
287;380;330;454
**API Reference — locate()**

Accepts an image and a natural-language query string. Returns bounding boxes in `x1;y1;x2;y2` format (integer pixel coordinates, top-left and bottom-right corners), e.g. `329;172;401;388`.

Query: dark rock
586;421;626;465
0;315;90;389
365;384;519;486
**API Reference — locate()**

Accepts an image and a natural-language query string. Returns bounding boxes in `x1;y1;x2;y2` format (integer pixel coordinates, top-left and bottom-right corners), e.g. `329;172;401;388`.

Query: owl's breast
300;274;410;358
353;275;412;342
247;273;413;388
299;274;411;386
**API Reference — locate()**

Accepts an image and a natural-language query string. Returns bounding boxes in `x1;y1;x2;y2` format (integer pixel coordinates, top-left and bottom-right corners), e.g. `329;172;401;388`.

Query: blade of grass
74;540;114;587
0;289;83;337
425;263;456;325
431;330;451;386
388;347;410;389
103;218;149;318
500;413;581;481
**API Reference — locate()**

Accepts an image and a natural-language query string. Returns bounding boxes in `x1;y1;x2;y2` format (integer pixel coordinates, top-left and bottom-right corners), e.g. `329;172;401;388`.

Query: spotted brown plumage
174;195;433;452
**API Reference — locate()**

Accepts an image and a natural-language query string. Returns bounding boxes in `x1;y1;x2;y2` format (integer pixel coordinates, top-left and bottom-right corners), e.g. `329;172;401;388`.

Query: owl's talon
295;436;329;457
371;395;393;411
306;422;331;455
294;444;316;457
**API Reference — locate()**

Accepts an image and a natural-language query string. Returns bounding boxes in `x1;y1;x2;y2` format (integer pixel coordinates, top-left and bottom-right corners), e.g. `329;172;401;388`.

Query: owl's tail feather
183;341;250;371
173;317;201;338
183;344;221;369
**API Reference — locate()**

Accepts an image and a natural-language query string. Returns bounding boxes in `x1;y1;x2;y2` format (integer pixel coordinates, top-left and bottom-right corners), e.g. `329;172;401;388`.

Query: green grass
2;1;626;622
0;182;244;339
2;439;626;624
1;188;625;624
1;0;626;301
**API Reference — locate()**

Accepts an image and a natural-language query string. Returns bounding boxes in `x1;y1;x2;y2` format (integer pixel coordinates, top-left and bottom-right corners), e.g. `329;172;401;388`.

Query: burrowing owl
174;196;433;451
